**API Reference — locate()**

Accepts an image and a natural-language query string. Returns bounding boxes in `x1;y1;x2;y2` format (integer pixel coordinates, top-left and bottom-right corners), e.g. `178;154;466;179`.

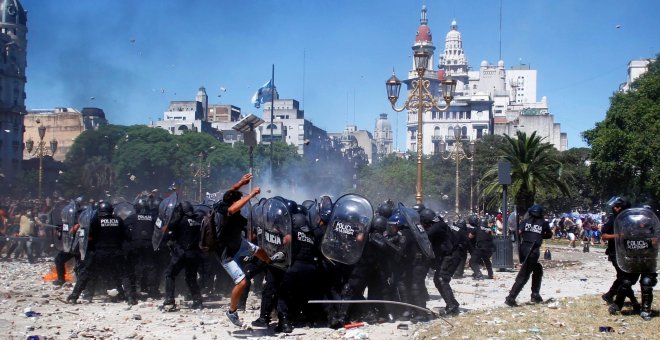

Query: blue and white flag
251;79;277;108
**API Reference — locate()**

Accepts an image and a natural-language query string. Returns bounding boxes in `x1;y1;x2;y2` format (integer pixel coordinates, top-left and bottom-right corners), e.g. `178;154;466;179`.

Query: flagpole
270;64;275;167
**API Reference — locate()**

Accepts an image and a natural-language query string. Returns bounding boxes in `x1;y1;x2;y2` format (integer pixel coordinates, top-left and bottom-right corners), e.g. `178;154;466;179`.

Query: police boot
601;284;617;304
609;288;627;315
275;313;293;333
640;288;653;321
505;279;526;307
440;283;460;315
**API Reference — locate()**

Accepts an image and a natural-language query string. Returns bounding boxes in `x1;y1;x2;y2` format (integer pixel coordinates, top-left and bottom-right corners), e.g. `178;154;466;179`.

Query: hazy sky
22;0;659;149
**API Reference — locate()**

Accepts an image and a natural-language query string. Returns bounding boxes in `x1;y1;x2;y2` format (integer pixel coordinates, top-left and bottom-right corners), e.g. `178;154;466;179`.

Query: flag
251;79;277;108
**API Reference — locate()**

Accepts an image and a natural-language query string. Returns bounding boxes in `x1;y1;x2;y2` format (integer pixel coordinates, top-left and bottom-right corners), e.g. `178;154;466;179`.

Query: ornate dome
445;20;461;41
416;24;432;42
415;5;432;43
376;113;392;130
0;0;26;26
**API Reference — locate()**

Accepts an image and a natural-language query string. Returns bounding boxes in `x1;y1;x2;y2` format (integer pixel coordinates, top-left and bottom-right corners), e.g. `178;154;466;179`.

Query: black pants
277;260;320;322
433;249;461;309
54;251;79;282
259;266;285;320
453;247;468;278
472;249;494;278
337;260;389;322
70;248;133;300
164;248;202;303
508;252;542;300
127;244;160;296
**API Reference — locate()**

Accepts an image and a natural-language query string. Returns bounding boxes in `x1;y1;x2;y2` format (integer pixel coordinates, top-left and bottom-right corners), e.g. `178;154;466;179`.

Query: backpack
199;208;224;253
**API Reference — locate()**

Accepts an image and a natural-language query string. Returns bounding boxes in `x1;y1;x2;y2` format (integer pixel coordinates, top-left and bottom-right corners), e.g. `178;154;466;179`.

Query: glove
270;251;286;263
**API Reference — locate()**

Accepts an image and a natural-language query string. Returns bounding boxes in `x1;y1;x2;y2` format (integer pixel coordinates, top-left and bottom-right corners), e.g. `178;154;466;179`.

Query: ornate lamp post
386;49;456;204
190;151;210;202
439;128;475;216
25;119;58;203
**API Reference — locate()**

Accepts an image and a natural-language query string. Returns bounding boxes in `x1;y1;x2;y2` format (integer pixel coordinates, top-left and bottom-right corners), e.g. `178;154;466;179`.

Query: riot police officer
466;216;484;280
125;197;159;299
451;219;470;279
601;197;639;308
67;202;135;305
421;209;461;316
505;204;552;306
162;201;204;310
275;210;321;333
470;217;494;280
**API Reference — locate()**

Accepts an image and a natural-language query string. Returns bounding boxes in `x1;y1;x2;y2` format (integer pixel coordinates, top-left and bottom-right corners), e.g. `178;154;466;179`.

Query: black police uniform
505;216;552;304
472;224;495;279
163;206;203;308
67;210;134;304
426;216;461;314
452;221;471;278
276;213;321;333
125;208;160;298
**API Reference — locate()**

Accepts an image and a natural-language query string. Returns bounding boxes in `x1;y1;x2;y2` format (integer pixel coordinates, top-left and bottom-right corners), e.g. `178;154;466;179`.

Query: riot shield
615;208;659;273
113;201;135;222
262;198;292;269
399;203;435;259
153;193;178;250
59;200;78;253
193;203;212;216
77;206;95;260
249;198;266;244
321;194;374;265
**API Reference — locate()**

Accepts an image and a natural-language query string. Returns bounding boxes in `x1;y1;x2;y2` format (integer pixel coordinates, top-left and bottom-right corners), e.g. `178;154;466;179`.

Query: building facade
0;0;26;179
23;107;108;162
374;113;393;156
151;88;221;139
401;6;566;152
619;58;653;92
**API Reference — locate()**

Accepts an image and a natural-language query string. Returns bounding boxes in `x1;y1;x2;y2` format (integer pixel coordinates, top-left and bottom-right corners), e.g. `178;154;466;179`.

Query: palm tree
481;131;570;214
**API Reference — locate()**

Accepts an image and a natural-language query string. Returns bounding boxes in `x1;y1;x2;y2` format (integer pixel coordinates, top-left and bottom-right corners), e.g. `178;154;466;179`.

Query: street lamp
439;128;475;216
190;151;210;202
25;119;58;203
385;49;456;204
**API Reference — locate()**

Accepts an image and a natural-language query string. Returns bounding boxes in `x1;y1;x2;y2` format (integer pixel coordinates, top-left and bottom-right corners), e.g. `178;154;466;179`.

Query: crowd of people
0;176;656;333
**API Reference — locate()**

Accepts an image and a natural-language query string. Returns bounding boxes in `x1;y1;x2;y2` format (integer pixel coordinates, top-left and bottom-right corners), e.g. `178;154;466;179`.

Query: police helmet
419;208;437;225
319;196;333;223
286;200;299;214
528;204;544;218
456;219;467;228
98;201;113;216
412;203;426;213
372;215;388;233
467;215;479;227
387;212;406;228
180;201;194;216
292;213;308;229
480;217;489;227
377;202;394;218
134;198;149;214
607;196;631;212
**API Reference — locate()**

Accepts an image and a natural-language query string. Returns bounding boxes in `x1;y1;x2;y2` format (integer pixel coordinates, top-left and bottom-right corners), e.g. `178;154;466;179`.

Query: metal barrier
492;235;514;269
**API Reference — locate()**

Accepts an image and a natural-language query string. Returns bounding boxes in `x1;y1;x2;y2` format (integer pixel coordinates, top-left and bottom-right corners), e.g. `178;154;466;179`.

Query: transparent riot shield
250;198;267;244
321;194;374;265
153;193;178;250
399;203;435;259
59;200;78;253
77;206;95;260
263;198;292;269
113;201;135;222
615;208;659;273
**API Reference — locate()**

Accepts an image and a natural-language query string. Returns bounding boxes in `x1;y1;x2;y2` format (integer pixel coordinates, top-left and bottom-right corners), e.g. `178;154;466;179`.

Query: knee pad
640;275;657;288
620;279;634;289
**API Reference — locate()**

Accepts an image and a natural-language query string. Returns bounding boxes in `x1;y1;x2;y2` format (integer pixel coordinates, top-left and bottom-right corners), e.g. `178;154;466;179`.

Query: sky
22;0;660;150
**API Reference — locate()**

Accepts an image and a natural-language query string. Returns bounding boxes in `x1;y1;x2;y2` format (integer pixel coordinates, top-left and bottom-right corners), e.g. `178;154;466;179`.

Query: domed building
374;113;393;155
0;0;27;179
399;5;566;154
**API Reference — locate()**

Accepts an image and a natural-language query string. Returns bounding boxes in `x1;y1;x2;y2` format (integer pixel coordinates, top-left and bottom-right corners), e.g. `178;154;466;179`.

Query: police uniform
426;215;461;315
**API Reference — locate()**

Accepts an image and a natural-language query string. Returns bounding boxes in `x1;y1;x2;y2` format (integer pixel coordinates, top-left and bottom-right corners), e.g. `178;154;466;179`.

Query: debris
107;289;119;297
396;323;408;330
599;326;614;332
343;329;369;339
344;322;364;329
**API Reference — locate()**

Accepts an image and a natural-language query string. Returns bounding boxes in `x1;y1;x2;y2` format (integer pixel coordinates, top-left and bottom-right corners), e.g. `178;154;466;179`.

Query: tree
481;131;570;214
583;56;659;203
